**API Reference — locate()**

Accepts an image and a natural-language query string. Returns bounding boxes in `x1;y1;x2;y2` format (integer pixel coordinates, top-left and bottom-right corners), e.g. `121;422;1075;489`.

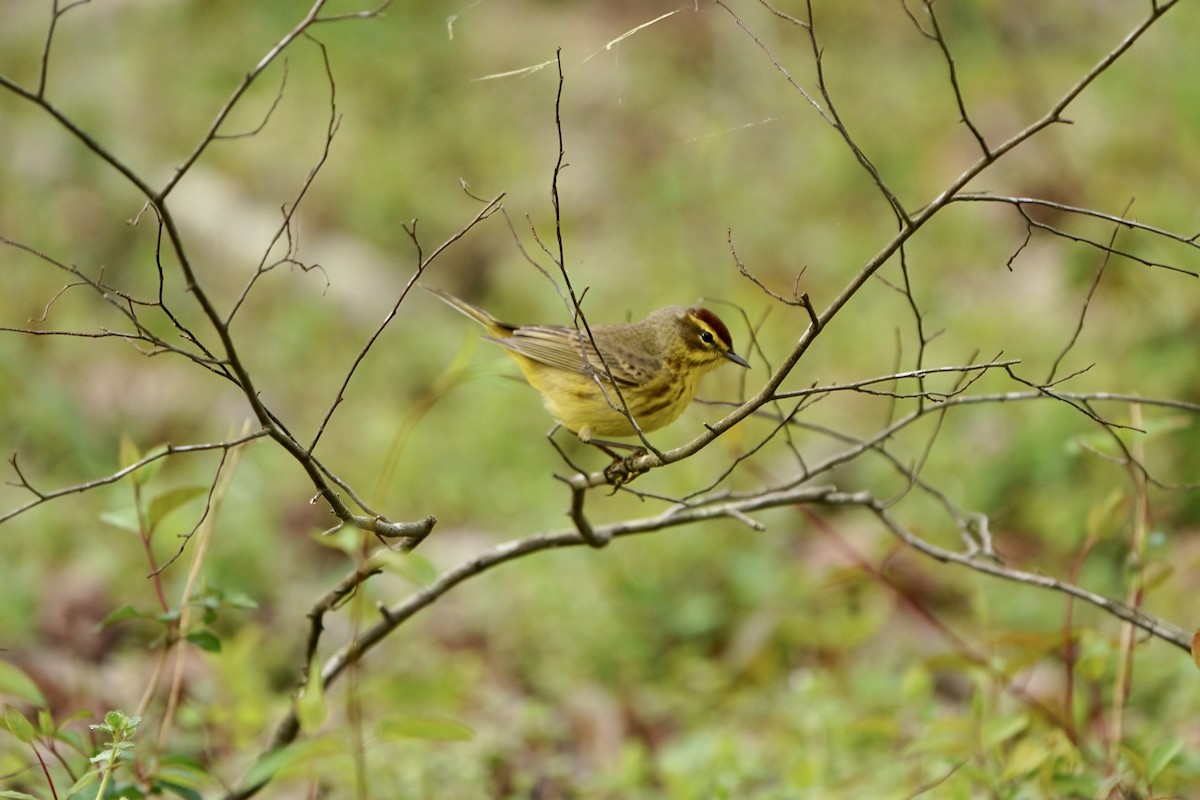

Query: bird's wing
493;326;652;386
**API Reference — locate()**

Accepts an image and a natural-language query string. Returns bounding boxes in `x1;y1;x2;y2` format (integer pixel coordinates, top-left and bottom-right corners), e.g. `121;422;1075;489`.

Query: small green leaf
99;508;141;534
66;767;100;796
242;738;342;786
372;549;438;586
57;728;85;750
312;524;365;555
157;779;204;800
106;781;145;800
100;710;139;735
1084;489;1125;542
185;631;222;653
295;662;327;734
378;715;475;741
2;706;37;743
119;434;142;472
100;605;149;628
1147;738;1184;783
0;661;47;706
982;714;1029;749
1002;737;1050;780
119;436;166;488
147;486;207;528
221;590;259;610
90;749;117;765
1119;741;1148;779
156;753;208;790
0;790;41;799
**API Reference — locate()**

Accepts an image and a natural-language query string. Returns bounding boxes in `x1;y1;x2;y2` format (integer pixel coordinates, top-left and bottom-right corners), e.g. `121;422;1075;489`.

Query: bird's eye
699;330;715;345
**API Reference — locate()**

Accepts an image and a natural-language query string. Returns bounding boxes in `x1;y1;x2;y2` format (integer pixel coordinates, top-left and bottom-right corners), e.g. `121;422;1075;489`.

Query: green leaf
2;706;37;743
147;486;207;528
58;728;85;751
106;781;145;799
119;436;165;487
52;713;89;749
99;508;141;534
378;715;475;741
1084;489;1125;542
156;780;203;800
220;589;259;610
100;605;150;628
295;662;327;734
1002;737;1050;780
372;549;438;586
185;631;222;653
242;739;342;787
104;710;126;729
89;749;117;765
1119;742;1148;780
1147;738;1184;783
0;790;41;799
119;434;142;472
982;714;1029;749
65;767;99;796
313;525;365;555
0;661;47;706
156;753;208;791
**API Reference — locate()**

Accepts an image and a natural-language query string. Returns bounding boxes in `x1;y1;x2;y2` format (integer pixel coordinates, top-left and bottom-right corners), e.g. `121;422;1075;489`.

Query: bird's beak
724;350;751;368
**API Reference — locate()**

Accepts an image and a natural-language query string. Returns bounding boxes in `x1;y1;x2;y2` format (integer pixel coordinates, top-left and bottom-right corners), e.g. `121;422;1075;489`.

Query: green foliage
2;1;1199;799
0;663;46;708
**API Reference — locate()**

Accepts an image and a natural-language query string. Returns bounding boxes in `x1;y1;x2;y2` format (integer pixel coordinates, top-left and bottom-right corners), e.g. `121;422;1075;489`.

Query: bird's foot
603;450;648;491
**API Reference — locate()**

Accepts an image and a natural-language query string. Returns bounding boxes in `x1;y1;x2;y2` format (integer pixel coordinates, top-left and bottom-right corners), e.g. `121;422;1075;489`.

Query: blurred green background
2;1;1199;797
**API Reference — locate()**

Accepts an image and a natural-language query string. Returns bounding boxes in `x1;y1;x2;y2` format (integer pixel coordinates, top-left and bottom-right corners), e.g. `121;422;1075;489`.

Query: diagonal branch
1;430;268;526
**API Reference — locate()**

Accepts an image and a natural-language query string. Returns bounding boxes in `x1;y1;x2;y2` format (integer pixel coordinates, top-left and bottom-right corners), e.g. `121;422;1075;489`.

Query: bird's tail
423;285;513;336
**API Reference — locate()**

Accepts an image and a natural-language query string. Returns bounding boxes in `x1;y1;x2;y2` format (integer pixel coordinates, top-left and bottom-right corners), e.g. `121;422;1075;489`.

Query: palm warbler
426;287;750;443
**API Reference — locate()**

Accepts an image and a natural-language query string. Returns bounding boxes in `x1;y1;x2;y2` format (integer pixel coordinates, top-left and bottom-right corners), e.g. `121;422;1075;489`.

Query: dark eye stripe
691;308;733;350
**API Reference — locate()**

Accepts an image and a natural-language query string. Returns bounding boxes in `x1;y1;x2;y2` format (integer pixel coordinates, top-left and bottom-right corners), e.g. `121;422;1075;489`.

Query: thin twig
1;431;268;526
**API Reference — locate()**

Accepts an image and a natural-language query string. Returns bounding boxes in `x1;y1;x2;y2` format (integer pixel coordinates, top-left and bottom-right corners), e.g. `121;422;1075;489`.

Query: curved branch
223;473;1191;800
869;504;1190;650
220;484;856;800
0;430;269;527
602;0;1186;487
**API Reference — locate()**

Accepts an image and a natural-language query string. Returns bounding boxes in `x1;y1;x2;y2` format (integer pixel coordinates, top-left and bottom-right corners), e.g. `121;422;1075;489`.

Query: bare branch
224;474;1190;799
160;0;331;199
954;192;1200;249
226;38;342;326
1;430;269;526
954;193;1200;278
729;228;810;309
919;0;990;157
1046;200;1131;383
715;1;831;124
771;359;1018;402
36;0;92;96
222;484;858;800
870;504;1190;651
214;60;290;141
306;193;504;455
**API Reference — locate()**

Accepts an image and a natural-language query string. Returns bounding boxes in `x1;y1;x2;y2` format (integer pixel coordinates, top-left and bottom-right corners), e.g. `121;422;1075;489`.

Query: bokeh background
2;1;1199;797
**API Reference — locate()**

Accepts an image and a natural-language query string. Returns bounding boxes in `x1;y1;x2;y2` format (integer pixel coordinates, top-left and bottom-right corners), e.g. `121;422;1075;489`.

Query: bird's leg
581;437;648;489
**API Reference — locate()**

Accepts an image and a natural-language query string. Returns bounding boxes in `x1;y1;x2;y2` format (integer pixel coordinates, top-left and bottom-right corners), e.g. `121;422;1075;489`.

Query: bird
425;286;750;448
